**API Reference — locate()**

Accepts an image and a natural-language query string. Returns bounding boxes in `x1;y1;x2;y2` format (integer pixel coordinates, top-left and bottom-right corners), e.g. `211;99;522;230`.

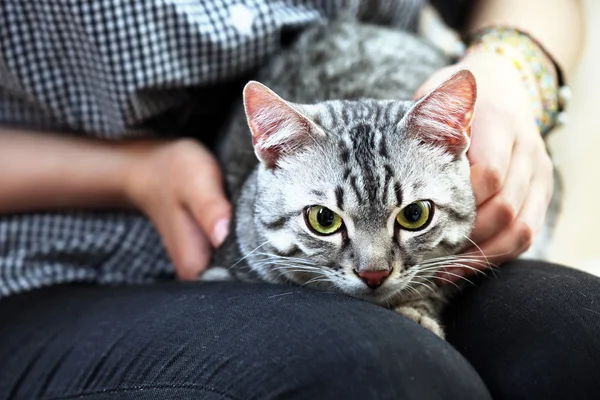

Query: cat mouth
351;270;421;303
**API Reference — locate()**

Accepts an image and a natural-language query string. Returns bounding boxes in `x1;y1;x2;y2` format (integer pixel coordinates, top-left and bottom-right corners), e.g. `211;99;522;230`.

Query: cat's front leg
395;300;445;339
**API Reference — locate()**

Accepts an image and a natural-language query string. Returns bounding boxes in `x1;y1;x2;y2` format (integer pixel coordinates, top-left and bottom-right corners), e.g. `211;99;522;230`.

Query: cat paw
199;266;233;281
395;305;445;339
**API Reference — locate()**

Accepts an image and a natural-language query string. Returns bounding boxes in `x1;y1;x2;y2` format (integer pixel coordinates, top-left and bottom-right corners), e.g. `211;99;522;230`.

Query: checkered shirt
0;0;423;297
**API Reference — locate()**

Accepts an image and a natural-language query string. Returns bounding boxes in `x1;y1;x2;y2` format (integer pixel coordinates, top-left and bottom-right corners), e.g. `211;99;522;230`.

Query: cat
204;18;557;338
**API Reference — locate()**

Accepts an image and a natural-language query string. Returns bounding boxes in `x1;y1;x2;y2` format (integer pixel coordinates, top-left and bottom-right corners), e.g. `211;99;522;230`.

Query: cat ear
406;69;476;155
243;81;321;168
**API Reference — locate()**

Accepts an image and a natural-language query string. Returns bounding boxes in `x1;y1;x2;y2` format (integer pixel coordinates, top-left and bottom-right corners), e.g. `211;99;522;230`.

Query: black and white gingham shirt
0;0;422;297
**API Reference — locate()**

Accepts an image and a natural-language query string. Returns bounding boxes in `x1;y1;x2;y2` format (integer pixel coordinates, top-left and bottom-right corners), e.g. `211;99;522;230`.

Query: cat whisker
443;262;494;274
407;280;436;295
253;252;315;264
460;250;511;258
417;261;485;272
420;269;476;285
253;259;313;268
419;262;486;279
301;276;332;287
415;265;483;278
415;262;489;275
267;266;323;273
259;261;322;270
265;261;334;287
417;274;462;289
398;280;423;298
384;298;392;309
257;261;325;280
229;241;271;269
407;284;425;299
269;269;321;276
420;255;495;268
459;234;498;279
266;264;326;275
251;255;315;265
422;253;488;262
419;252;502;266
417;256;496;272
417;275;443;290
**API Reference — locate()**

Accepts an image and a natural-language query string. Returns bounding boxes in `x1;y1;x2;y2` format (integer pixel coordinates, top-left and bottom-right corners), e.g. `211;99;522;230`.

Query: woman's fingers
440;165;552;283
439;218;532;283
467;102;517;204
469;194;515;245
515;152;555;240
156;206;213;281
126;139;232;280
469;163;504;206
470;140;533;244
184;150;232;248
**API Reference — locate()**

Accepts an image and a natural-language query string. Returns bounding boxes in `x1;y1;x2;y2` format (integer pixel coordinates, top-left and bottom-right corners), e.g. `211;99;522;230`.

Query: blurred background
546;0;600;276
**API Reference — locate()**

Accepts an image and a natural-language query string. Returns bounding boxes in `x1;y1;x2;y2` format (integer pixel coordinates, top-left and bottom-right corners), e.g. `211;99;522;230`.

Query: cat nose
356;270;390;289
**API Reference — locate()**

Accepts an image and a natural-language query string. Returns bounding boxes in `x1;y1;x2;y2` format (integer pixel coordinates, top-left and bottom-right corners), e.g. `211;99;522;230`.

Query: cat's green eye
305;206;343;235
396;200;433;231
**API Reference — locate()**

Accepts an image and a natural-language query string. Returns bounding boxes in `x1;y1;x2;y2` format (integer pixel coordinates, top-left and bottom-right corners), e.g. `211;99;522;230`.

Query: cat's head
240;70;477;304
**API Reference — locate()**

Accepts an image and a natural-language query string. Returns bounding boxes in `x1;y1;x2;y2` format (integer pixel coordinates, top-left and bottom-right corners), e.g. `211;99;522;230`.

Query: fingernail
212;218;230;247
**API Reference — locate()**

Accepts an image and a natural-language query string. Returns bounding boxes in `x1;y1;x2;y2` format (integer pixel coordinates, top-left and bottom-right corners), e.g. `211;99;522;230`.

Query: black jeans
1;261;599;400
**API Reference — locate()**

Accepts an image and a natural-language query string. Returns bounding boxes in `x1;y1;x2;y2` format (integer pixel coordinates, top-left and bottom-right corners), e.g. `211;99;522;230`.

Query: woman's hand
414;52;554;280
125;139;232;280
0;131;231;280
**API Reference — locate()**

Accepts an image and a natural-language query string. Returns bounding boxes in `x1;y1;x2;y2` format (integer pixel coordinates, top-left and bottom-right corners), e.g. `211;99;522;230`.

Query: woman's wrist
120;138;212;215
119;138;175;212
460;26;568;136
458;50;535;113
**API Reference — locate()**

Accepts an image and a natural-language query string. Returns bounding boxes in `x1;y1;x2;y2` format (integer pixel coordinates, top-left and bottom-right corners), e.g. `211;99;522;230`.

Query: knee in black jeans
445;260;600;400
0;282;490;400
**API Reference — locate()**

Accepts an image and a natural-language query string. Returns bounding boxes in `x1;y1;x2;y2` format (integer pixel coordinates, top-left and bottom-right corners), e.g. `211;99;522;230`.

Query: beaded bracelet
464;27;570;136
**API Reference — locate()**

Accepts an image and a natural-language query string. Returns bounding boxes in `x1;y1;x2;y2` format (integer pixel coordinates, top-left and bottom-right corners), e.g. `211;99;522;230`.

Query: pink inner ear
244;83;285;146
411;69;477;150
243;81;312;168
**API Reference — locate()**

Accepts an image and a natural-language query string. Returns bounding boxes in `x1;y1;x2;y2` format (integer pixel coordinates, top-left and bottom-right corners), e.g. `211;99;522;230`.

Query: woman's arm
419;0;584;280
0;128;231;279
464;0;583;74
0;129;139;213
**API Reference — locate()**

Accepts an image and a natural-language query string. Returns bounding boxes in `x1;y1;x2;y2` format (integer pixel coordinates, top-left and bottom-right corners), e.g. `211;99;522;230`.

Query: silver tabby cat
205;19;554;338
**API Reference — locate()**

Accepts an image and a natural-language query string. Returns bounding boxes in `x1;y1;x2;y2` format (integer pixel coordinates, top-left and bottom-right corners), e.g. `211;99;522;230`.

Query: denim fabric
1;261;599;399
0;282;487;399
444;260;600;400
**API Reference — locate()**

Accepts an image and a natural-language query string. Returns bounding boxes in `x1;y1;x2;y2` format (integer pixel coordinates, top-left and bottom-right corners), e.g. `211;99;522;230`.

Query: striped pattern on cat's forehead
312;99;412;209
312;99;409;133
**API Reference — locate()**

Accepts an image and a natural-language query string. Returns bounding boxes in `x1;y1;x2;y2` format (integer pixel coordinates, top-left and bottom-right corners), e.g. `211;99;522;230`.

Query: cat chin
285;276;395;305
335;284;405;307
339;275;431;307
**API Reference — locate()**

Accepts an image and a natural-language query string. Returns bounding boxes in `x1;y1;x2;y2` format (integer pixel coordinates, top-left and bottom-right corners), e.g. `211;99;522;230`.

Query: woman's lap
444;260;600;399
1;260;599;400
0;281;489;400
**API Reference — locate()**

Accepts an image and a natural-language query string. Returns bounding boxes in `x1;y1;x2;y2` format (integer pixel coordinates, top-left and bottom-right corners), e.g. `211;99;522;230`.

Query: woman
1;0;597;399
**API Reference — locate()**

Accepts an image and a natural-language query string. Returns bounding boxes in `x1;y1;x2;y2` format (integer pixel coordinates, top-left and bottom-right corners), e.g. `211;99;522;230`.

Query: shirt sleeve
0;0;423;139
